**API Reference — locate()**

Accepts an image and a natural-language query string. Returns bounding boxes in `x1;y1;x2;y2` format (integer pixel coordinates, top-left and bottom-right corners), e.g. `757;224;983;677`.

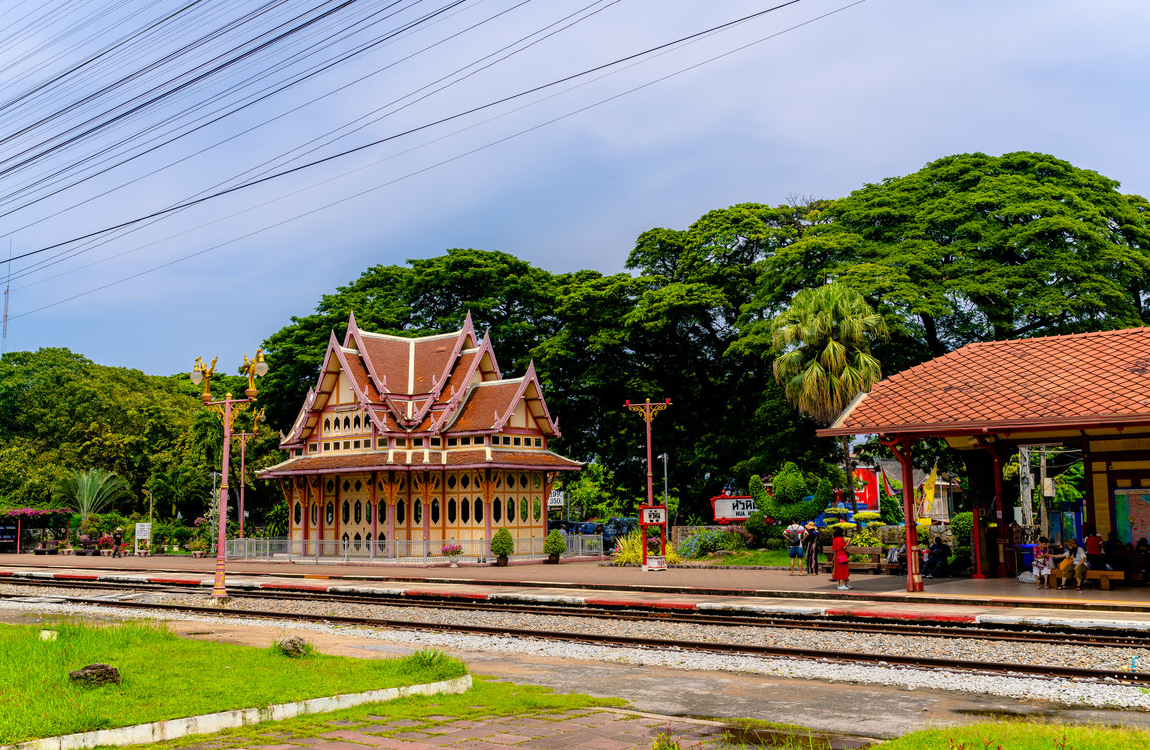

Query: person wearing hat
112;528;123;558
802;521;820;576
1054;537;1088;590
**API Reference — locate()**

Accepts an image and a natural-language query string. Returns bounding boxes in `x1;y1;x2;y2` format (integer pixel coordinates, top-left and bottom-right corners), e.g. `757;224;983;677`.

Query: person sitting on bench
922;537;951;579
1054;537;1088;590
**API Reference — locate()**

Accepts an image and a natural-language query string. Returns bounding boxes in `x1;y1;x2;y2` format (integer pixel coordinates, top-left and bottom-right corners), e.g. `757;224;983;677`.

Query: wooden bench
819;545;887;575
1051;568;1125;591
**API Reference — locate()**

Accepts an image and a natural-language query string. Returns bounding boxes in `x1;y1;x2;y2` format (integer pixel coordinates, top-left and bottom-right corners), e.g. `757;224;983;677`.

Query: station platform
3;554;1150;632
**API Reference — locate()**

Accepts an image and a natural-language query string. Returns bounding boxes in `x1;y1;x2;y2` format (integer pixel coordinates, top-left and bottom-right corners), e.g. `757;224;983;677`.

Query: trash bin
1017;543;1036;570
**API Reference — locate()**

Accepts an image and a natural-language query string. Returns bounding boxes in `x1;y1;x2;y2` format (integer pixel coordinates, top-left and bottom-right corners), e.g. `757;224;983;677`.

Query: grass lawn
877;721;1150;750
707;549;796;567
0;619;467;744
126;675;627;750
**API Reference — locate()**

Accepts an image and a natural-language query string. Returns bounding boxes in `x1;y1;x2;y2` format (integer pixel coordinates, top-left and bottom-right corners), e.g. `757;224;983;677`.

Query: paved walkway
196;708;867;750
4;555;1150;631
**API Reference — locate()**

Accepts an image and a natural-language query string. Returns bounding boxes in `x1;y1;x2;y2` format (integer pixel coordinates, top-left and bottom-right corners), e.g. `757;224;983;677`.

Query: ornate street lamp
625;399;671;569
234;408;266;539
190;350;268;598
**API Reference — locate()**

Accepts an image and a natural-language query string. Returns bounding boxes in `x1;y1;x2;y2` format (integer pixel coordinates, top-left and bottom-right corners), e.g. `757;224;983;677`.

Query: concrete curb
4;675;472;750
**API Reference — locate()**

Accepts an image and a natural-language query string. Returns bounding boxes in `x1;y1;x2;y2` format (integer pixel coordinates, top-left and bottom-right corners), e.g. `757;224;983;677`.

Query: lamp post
190;350;268;598
234;408;265;540
625;399;671;568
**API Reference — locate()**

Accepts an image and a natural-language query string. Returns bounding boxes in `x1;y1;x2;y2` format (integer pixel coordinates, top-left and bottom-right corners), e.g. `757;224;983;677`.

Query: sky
1;0;1148;380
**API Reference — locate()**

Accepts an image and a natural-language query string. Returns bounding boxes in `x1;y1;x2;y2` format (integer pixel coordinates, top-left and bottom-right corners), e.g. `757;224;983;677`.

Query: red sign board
710;495;756;524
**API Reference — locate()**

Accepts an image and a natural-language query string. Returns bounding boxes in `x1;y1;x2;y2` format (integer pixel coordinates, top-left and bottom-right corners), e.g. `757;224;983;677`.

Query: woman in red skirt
832;527;851;590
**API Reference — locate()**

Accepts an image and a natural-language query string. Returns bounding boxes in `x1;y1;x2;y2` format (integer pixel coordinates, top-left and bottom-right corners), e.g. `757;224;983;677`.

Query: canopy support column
883;436;923;592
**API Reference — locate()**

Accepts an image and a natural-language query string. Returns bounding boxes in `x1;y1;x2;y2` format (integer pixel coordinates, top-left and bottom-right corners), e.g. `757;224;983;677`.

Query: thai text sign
135;523;151;540
711;495;756;523
641;506;667;525
547;490;565;508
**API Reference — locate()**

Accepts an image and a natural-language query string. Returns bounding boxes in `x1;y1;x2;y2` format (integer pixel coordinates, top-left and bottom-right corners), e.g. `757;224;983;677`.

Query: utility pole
1019;447;1033;526
1039;447;1050;540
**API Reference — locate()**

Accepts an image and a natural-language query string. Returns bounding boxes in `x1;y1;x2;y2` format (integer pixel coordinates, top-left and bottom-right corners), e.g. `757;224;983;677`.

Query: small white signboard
643;555;666;572
547;490;565;508
712;496;756;523
134;523;151;540
641;507;667;525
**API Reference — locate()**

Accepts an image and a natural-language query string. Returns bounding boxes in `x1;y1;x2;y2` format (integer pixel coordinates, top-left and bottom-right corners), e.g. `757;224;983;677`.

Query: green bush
950;545;971;567
749;463;823;526
949;511;973;547
543;530;567;555
490;528;515;557
813;478;834;509
763;538;785;551
850;527;883;548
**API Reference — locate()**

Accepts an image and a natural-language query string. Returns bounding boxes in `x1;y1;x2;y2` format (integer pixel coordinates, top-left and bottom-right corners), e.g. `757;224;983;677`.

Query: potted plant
543;529;566;564
188;538;207;558
441;542;463;567
490;528;514;566
97;535;115;556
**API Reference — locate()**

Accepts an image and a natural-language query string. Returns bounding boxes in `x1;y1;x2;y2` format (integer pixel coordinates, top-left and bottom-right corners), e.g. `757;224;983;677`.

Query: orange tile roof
413;336;458;393
448;381;520;432
360;335;410;394
435;351;476;405
822;327;1150;437
341;350;379;402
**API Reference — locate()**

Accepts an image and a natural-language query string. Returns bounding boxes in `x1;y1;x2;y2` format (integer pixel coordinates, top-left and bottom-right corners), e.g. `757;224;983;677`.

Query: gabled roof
821;327;1150;438
278;312;566;452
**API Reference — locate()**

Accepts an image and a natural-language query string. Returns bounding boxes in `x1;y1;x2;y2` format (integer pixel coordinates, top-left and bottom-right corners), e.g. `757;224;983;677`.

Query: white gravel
3;584;1150;711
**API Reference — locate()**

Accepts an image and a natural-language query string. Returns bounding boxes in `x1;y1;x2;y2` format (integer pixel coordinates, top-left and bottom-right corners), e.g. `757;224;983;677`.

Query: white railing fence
225;534;604;562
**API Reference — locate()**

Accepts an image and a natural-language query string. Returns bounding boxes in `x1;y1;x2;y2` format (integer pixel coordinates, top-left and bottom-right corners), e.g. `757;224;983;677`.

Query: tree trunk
841;436;857;513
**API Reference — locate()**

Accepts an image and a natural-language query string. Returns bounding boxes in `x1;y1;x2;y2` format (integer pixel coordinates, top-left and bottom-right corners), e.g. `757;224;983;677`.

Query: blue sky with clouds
3;0;1148;379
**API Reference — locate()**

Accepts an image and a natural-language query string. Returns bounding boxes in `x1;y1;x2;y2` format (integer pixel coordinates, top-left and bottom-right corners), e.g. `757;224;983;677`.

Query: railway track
3;579;1150;685
3;576;1149;649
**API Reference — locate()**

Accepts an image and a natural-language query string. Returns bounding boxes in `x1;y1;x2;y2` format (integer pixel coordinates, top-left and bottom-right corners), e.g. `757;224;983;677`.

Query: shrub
950;546;971;567
678;528;726;559
745;511;782;547
851;527;883;548
543;530;567;555
490;528;515;557
763;538;785;551
853;511;881;523
813;478;834;509
720;528;750;551
612;529;681;565
950;511;973;547
749;463;823;526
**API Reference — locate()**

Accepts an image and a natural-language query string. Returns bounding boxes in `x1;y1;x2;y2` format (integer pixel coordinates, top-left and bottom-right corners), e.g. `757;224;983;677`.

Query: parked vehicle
602;517;638;553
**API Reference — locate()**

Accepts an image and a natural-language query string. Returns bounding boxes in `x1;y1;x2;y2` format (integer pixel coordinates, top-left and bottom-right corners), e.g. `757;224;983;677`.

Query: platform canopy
818;326;1150;588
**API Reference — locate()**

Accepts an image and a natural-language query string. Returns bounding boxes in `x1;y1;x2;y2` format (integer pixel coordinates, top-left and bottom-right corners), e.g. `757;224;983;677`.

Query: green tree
769;282;888;509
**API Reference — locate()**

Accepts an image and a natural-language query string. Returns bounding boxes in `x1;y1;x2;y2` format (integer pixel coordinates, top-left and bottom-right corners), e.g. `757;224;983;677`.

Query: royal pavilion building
258;312;583;559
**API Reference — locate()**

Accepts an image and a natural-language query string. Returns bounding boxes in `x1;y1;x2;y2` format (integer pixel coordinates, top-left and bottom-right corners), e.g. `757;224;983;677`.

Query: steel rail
8;592;1150;685
3;577;1150;649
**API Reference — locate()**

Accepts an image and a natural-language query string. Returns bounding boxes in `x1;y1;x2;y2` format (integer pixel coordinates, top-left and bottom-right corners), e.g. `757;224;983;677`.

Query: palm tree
56;469;133;521
771;282;889;510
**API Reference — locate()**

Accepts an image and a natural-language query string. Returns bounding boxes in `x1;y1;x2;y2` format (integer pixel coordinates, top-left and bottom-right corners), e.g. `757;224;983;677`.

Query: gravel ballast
2;582;1149;711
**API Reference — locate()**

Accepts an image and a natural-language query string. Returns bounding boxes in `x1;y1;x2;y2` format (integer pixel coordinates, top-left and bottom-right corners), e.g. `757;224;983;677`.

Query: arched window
310;505;317;526
447;474;457;490
533;498;541;522
448;499;457;524
431;499;440;524
461;498;470;524
521;497;529;522
474;498;484;524
366;502;373;525
326;479;335;495
326;502;334;525
293;503;302;525
354;415;361;430
460;473;470;489
354;500;362;524
324;418;331;433
506;498;515;524
341;501;350;524
353;532;362;551
397;500;406;525
493;497;502;523
341;532;349;550
520;473;529;489
414;500;423;525
343;416;351;431
379;502;387;523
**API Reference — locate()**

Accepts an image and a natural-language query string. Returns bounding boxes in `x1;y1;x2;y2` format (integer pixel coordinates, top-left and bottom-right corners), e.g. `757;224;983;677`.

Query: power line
3;0;814;269
10;0;869;318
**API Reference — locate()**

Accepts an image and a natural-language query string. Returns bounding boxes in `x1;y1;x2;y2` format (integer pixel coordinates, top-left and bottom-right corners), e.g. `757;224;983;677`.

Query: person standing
803;521;820;576
1084;525;1106;570
784;519;805;576
1031;536;1053;589
832;527;851;590
112;528;123;558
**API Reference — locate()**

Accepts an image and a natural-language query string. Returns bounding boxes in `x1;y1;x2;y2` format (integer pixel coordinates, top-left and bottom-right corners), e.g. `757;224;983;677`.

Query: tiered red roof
821;327;1150;437
263;313;579;478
